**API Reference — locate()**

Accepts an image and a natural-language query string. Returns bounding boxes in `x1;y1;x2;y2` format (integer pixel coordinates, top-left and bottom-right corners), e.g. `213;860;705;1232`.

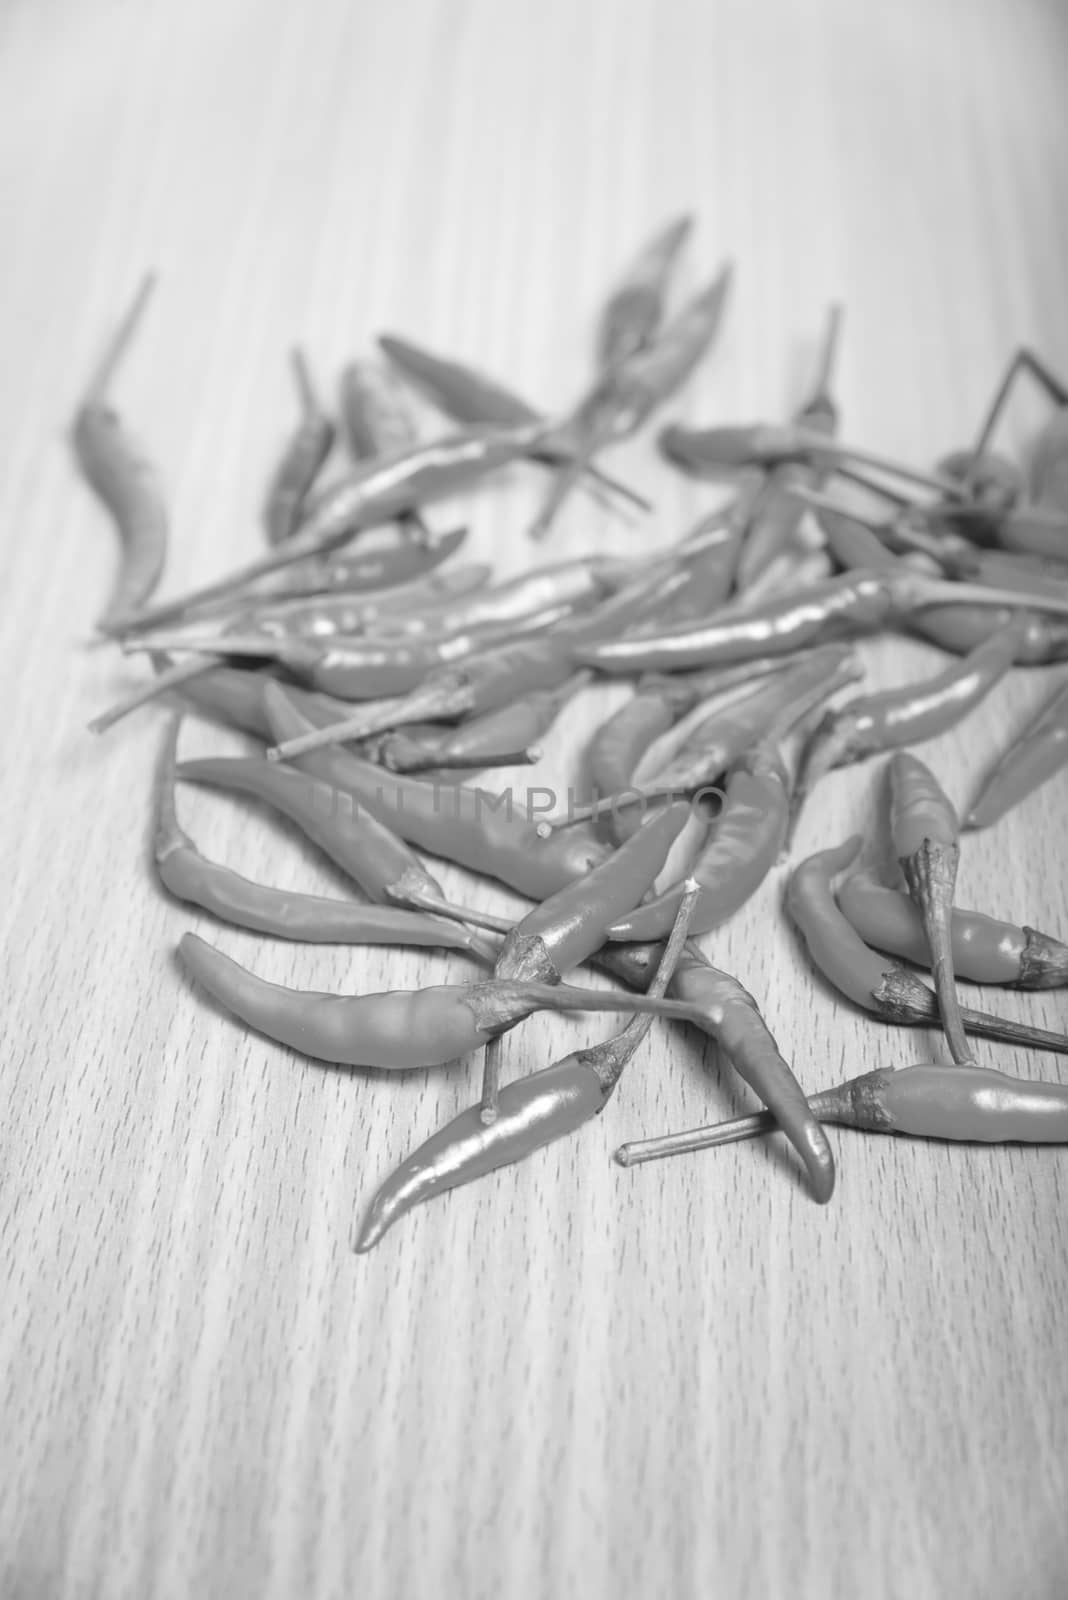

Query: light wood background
3;1;1068;1596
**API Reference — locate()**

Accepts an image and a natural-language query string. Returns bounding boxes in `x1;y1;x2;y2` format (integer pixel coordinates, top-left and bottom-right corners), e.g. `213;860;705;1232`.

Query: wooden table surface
3;2;1068;1596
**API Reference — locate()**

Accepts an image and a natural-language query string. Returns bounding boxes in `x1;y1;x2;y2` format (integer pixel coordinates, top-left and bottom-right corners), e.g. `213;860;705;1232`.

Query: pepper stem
290;347;320;419
899;840;974;1067
80;271;157;407
266;679;474;761
89;653;219;734
391;886;514;937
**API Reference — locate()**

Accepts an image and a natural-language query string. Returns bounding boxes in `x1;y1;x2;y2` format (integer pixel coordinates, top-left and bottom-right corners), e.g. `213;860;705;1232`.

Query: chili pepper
837;870;1068;989
353;879;702;1252
789;622;1023;841
606;740;789;941
140;654;279;738
730;546;833;608
380;672;590;773
265;631;584;760
478;803;692;1119
131;601;570;702
227;556;488;642
263;350;336;544
574;567;1068;674
937;449;1023;514
635;1062;1068;1156
109;422;546;634
377;332;650;511
178;933;706;1069
599;943;835;1202
339;358;439;545
261;683;613;898
889;753;972;1067
786;837;1068;1053
736;304;844;589
910;601;1068;663
596;213;694;370
529;262;734;539
966;677;1068;828
72;274;168;630
154;716;497;958
363;557;628;640
660;418;965;500
643;502;753;627
969;347;1068;511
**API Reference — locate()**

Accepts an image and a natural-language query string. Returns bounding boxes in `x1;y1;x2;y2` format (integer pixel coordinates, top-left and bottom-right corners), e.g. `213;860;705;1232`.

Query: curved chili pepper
967;677;1068;828
607;741;789;941
261;683;613;899
889;753;973;1067
596;214;694;370
109;422;546;633
263;350;336;544
599;944;835;1203
837;871;1068;989
377;332;650;511
910;602;1068;663
636;1063;1068;1154
660;419;963;500
72;274;168;630
154;717;496;958
530;262;734;539
178;934;703;1068
789;622;1023;841
573;567;1068;674
736;303;844;589
353;880;702;1252
479;804;692;1118
786;838;1068;1053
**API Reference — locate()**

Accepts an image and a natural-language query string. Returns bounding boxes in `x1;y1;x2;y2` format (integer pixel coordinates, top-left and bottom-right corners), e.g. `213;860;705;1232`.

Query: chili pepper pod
353;880;702;1252
178;934;706;1069
786;838;1068;1054
910;602;1068;664
339;358;439;545
108;421;547;634
229;554;486;642
966;678;1068;828
154;717;496;958
364;557;627;640
529;261;734;540
595;213;694;370
478;804;693;1120
633;1063;1068;1154
380;672;590;774
837;871;1068;989
788;622;1023;845
888;753;973;1067
263;350;336;545
261;683;614;899
72;274;169;631
937;448;1023;515
573;566;1068;675
377;332;650;512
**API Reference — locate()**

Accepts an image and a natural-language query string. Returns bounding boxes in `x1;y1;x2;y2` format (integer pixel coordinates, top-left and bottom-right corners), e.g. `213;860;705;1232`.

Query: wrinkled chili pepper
261;683;613;898
178;934;711;1069
108;422;546;634
639;1063;1068;1153
596;213;694;370
530;262;734;539
967;677;1068;828
573;566;1068;674
598;942;835;1203
837;870;1068;989
479;803;692;1119
786;837;1068;1054
889;753;973;1067
154;716;497;958
789;622;1023;842
352;880;702;1252
72;273;168;630
377;332;650;511
263;350;336;544
736;303;844;590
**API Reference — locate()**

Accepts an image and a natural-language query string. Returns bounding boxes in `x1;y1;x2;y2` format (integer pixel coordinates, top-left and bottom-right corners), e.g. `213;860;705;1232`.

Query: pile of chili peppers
76;218;1068;1253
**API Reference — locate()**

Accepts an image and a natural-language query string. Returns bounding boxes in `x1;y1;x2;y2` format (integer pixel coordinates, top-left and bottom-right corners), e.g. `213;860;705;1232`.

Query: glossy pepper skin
967;678;1068;828
262;684;613;899
608;743;790;942
837;872;1068;989
154;720;496;959
352;881;702;1252
178;935;702;1068
668;1064;1068;1149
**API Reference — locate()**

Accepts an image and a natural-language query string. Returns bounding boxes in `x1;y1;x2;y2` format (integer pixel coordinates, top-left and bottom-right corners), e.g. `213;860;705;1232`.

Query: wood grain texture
2;1;1068;1596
